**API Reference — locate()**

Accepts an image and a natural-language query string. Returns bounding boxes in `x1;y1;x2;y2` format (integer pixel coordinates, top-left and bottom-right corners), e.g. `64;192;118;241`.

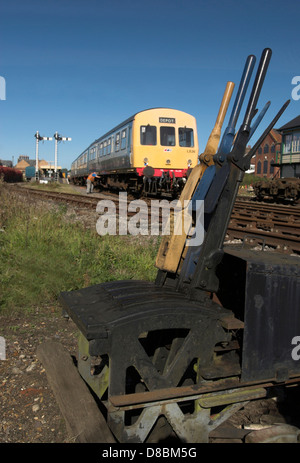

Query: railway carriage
70;108;199;196
253;176;300;203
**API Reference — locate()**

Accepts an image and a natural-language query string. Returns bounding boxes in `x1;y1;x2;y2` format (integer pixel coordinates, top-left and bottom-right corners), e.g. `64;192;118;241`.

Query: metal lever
188;48;274;296
215;54;256;166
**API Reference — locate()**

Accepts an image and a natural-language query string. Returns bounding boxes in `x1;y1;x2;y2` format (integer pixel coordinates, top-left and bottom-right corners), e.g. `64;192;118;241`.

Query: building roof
15;159;30;168
15;159;49;169
254;129;281;153
278;115;300;131
0;160;13;167
269;128;282;144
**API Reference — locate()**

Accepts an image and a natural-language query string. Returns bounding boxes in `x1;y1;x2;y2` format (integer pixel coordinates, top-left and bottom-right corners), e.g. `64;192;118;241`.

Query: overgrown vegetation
241;173;264;186
0;183;160;315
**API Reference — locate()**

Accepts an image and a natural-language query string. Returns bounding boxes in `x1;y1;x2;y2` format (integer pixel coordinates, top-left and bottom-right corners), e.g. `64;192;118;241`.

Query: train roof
74;108;194;161
92;107;191;145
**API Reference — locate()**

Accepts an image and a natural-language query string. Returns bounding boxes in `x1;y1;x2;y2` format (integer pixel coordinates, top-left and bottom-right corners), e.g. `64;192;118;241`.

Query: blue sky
1;0;299;169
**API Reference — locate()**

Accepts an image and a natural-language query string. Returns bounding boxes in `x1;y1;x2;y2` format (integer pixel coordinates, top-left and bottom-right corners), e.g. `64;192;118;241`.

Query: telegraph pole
34;131;52;181
54;132;72;182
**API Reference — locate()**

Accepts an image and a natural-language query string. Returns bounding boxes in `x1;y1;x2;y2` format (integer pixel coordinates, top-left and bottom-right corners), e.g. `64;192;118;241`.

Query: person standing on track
86;172;100;194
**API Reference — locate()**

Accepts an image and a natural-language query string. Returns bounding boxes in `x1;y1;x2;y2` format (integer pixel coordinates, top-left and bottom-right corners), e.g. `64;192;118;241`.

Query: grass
18;181;82;195
0;182;160;315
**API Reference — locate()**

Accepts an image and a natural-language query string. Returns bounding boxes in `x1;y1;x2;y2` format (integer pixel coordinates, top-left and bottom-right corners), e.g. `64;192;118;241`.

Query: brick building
253;129;282;178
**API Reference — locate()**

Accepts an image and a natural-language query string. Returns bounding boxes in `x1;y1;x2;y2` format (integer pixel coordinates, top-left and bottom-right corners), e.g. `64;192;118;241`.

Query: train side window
104;141;107;155
100;143;103;156
121;129;127;150
179;128;194;147
128;126;132;148
115;132;120;152
107;138;111;155
140;126;157;145
160;126;175;146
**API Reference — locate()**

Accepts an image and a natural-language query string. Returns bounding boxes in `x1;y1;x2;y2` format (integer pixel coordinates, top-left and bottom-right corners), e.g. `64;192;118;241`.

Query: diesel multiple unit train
70;108;199;196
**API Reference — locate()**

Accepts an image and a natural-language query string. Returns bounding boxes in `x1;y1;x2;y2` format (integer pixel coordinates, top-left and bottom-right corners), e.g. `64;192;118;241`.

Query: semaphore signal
34;131;52;181
54;132;72;181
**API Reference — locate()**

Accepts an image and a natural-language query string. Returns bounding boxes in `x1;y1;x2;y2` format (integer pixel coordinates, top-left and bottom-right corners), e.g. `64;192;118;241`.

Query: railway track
228;199;300;254
9;184;300;255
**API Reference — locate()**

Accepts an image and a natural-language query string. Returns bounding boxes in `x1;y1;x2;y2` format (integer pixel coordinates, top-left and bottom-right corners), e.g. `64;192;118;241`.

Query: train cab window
160;127;175;146
115;133;120;152
140;125;157;145
121;129;127;149
179;127;194;147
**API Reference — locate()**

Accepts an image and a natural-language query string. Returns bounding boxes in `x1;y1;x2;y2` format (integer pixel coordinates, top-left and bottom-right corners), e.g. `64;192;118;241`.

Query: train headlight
187;159;192;167
144;157;148;166
166;159;171;165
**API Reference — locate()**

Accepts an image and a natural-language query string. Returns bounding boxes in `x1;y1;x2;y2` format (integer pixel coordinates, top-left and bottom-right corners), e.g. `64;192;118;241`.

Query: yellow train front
70;108;199;196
